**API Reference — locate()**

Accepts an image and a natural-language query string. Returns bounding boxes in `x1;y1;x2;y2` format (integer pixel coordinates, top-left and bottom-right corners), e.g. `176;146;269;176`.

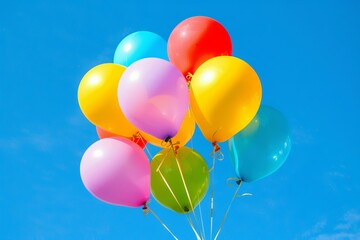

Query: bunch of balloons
77;15;292;236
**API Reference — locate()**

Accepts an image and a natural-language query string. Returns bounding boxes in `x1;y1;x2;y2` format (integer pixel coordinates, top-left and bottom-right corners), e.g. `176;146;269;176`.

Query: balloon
190;56;262;143
168;16;232;78
114;31;168;67
96;127;147;149
228;106;292;182
118;58;189;141
151;147;209;213
80;137;150;207
78;63;139;137
141;110;195;148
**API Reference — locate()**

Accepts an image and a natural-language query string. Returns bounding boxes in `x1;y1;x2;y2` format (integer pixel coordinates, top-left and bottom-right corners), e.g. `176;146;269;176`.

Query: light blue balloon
113;31;168;67
228;106;292;182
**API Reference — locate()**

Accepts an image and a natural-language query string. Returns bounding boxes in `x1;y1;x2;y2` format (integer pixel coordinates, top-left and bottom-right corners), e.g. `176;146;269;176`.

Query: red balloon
96;127;147;149
168;16;232;80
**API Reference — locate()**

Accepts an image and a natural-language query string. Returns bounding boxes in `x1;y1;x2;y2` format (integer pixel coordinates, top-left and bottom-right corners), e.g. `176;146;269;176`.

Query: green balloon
151;146;209;213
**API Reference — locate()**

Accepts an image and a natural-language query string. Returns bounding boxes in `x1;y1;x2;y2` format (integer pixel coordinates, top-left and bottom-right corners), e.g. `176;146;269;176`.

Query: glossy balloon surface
151;147;209;213
229;106;292;182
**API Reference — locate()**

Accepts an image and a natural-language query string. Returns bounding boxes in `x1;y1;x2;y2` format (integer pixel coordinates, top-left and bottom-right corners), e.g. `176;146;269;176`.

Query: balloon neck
133;132;141;141
183;206;189;212
142;202;149;215
185;72;193;83
166;137;180;155
142;202;148;210
212;142;220;152
236;179;242;185
173;145;180;154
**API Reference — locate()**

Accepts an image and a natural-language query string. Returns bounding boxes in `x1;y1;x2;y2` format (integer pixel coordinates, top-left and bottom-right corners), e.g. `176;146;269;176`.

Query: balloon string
168;138;204;240
189;121;206;240
158;167;202;239
144;205;179;240
209;142;224;172
209;148;216;240
213;180;243;240
186;214;202;240
158;168;184;211
226;178;241;186
155;147;172;172
198;202;207;240
134;132;153;159
156;140;180;172
185;73;193;89
169;138;195;212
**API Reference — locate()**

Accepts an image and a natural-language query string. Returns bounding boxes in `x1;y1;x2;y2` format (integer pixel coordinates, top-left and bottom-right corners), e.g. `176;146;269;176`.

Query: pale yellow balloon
78;63;138;137
190;56;262;143
141;110;195;148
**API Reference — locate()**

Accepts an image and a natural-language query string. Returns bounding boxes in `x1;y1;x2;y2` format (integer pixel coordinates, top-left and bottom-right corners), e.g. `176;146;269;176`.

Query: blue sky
1;0;360;239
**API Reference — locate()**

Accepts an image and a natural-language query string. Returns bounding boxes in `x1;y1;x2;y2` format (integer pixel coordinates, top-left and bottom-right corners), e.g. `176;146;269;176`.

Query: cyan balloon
228;106;292;182
114;31;168;66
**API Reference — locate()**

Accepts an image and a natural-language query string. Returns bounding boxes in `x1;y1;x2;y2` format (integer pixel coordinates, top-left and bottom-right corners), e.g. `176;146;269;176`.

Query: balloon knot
142;203;149;215
164;136;171;143
173;145;179;154
185;72;193;83
133;132;141;142
212;142;220;152
167;138;180;155
226;177;242;186
142;202;148;210
210;142;224;160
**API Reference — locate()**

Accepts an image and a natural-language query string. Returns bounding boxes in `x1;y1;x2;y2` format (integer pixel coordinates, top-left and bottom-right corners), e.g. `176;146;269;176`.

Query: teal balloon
228;106;292;182
113;31;168;66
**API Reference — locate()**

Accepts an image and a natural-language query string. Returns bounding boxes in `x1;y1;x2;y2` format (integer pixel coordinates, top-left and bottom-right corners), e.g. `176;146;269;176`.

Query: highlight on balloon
77;15;292;240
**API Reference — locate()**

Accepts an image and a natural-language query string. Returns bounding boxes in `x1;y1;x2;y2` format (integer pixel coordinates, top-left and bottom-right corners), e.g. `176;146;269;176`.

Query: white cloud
335;210;360;231
302;219;327;238
301;210;360;240
315;231;360;240
0;129;53;153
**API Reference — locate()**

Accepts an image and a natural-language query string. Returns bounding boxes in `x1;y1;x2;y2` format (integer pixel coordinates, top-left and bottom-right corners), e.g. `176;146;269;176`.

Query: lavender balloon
80;137;150;207
118;58;189;141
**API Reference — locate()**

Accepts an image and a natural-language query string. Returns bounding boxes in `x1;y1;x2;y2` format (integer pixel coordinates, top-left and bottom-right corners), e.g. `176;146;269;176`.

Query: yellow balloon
141;110;196;148
190;56;262;143
78;63;138;137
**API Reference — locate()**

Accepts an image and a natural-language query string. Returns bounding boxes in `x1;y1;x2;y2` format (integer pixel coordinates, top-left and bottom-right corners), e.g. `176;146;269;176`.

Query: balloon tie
145;204;179;240
161;136;180;149
226;177;242;187
142;202;149;215
212;142;220;152
161;140;171;148
133;132;144;147
213;180;243;240
209;142;224;172
134;132;153;159
186;72;193;81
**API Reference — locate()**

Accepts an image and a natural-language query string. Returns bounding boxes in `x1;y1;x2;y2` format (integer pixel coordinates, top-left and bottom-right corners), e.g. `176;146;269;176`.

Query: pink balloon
80;137;150;207
118;58;189;141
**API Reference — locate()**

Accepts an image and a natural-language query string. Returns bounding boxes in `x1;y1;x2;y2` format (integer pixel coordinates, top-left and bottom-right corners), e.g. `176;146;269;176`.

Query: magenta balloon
80;137;150;207
118;58;189;141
